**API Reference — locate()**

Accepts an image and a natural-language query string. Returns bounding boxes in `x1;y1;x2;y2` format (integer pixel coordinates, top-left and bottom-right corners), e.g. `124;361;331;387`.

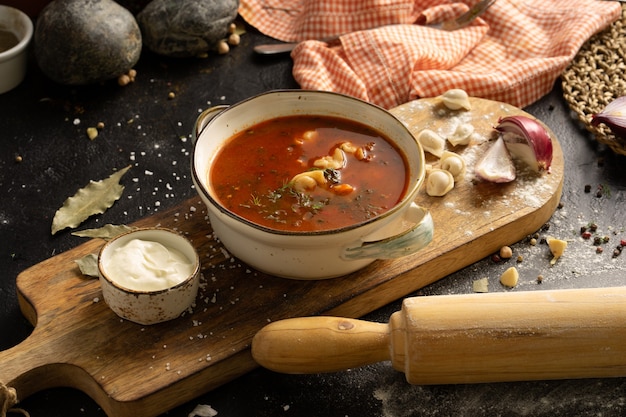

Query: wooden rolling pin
252;287;626;384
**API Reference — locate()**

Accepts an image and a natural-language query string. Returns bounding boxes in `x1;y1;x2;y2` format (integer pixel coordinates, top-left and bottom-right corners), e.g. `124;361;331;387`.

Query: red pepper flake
620;239;626;247
582;231;592;240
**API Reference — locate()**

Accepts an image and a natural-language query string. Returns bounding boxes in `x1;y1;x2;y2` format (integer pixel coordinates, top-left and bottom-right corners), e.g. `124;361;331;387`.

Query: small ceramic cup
98;228;200;325
0;5;33;94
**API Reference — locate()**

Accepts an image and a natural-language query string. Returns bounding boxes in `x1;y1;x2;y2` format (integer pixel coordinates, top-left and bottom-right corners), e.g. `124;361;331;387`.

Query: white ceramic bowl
0;5;33;94
98;228;200;325
192;90;434;280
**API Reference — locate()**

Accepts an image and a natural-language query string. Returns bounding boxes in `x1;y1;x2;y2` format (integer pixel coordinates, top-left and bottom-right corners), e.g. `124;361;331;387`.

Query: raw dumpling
417;129;445;158
426;169;454;197
441;89;471;111
439;151;466;181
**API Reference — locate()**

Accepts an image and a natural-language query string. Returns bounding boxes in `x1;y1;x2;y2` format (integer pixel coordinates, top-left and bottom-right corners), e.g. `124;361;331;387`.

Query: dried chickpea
217;40;230;54
118;74;131;86
499;246;513;259
228;33;240;46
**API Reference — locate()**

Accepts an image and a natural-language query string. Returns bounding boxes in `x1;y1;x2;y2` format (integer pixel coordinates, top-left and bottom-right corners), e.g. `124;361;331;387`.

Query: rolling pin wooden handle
252;287;626;385
251;316;391;374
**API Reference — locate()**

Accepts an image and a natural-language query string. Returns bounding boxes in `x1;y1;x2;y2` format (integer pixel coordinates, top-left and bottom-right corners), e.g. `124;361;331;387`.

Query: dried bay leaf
51;165;131;235
74;253;99;278
188;404;218;417
72;224;135;239
73;224;135;278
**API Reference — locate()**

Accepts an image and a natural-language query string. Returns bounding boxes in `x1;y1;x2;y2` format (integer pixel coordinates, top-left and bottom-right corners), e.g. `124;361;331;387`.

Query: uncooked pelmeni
439;151;466;181
441;89;471;111
426;169;454;197
447;123;474;146
417;129;446;157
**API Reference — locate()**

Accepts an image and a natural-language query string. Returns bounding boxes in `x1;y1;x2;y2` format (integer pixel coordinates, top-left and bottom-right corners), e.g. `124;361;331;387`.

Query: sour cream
103;238;195;292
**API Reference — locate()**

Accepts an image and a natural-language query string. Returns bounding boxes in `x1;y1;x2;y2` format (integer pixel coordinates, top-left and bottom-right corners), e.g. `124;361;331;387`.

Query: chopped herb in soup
210;115;408;232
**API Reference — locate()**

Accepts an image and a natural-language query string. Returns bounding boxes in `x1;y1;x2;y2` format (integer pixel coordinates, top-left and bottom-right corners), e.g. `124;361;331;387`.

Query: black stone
138;0;239;57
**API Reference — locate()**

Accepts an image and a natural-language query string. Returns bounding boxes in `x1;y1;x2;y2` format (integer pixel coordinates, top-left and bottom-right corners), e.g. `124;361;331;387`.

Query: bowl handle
342;203;434;260
193;105;230;143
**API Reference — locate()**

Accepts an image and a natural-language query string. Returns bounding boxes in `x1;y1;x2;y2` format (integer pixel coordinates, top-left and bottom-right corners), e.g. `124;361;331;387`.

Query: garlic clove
426;169;454;197
447;123;474;146
439;151;466;181
417;129;445;158
474;136;516;183
441;88;471;111
496;115;553;172
591;95;626;138
546;236;567;266
499;266;519;288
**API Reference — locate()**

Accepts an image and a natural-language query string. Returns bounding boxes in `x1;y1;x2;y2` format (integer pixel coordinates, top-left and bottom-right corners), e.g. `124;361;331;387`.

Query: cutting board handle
251;316;390;373
0;332;60;401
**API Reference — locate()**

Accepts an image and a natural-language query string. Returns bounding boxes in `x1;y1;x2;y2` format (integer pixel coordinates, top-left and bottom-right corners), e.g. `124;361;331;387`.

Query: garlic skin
447;123;474;146
441;89;471;111
474;136;516;183
496;115;553;172
440;151;466;181
591;95;626;138
426;169;454;197
417;129;445;157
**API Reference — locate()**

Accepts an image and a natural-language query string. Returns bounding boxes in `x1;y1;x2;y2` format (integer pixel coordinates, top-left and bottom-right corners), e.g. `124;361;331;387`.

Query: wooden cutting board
1;97;564;417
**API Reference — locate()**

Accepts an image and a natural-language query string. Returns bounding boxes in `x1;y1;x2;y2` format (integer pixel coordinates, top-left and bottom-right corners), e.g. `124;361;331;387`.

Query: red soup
210;115;409;232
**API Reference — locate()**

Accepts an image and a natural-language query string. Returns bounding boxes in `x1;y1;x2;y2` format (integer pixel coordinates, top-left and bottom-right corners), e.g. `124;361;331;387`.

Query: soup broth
210;115;409;232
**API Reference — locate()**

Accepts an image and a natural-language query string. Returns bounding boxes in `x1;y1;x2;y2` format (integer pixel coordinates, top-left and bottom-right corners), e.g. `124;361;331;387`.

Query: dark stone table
1;27;625;417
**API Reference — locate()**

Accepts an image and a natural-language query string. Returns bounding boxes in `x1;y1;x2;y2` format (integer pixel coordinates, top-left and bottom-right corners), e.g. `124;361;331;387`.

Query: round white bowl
98;228;200;325
0;5;33;94
192;90;434;280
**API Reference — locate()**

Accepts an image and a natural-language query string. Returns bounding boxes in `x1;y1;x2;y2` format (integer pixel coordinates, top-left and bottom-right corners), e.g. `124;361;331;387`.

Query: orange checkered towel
239;0;621;109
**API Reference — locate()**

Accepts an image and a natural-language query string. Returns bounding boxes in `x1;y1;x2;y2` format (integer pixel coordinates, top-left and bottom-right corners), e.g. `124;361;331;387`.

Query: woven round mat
562;4;626;155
